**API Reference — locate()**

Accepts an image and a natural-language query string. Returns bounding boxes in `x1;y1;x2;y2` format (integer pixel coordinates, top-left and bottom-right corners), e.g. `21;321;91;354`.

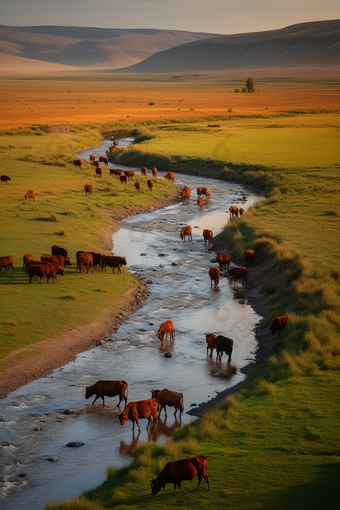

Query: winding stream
0;139;263;509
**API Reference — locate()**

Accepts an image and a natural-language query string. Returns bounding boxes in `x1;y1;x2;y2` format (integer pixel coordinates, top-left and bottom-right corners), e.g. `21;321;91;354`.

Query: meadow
1;73;340;509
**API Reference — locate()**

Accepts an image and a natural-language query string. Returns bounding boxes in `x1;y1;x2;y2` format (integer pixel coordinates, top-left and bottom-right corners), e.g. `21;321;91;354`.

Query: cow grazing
205;333;217;357
229;267;247;286
216;254;231;271
147;179;154;191
150;455;210;496
135;181;141;192
118;398;158;433
89;154;96;163
181;187;191;204
180;225;192;241
85;380;128;406
209;267;220;288
52;245;68;258
90;252;102;271
141;167;147;176
151;388;184;418
78;252;93;274
28;262;64;283
239;207;245;215
92;160;100;168
229;205;238;217
0;255;14;273
165;172;175;182
215;335;233;362
124;170;135;179
73;159;82;167
244;249;255;267
84;184;93;195
197;197;204;210
157;320;175;342
203;229;213;246
41;254;71;267
95;167;102;177
152;167;157;177
110;168;122;177
101;255;127;273
1;175;11;184
120;175;128;184
204;188;211;203
24;190;35;201
270;315;290;336
23;254;33;272
99;156;108;166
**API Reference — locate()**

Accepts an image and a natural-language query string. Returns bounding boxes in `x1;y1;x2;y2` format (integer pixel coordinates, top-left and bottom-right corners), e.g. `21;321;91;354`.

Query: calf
118;398;158;433
85;380;128;406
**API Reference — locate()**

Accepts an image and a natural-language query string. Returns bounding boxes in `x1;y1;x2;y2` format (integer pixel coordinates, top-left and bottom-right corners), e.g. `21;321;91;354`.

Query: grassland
1;72;340;509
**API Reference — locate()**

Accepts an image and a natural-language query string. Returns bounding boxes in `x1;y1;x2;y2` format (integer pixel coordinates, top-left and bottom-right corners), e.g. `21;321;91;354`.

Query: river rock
149;323;154;326
211;258;217;263
190;403;197;407
159;264;164;267
62;409;74;415
172;262;180;266
66;442;85;448
146;280;153;284
18;472;27;477
140;253;147;256
238;300;246;304
158;254;168;257
164;352;172;358
46;457;58;462
34;427;42;431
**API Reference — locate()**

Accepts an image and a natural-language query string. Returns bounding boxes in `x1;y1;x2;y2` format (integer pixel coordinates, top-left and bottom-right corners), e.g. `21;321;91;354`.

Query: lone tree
246;77;255;93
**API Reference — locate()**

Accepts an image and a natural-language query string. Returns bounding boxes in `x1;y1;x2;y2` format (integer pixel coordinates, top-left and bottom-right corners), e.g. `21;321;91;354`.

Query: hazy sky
1;0;339;35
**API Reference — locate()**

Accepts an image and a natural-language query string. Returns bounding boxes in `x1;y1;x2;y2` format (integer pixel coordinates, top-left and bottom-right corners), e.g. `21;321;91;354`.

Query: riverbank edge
0;194;181;399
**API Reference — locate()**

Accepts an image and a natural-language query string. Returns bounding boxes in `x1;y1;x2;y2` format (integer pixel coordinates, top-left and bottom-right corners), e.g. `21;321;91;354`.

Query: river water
0;139;262;509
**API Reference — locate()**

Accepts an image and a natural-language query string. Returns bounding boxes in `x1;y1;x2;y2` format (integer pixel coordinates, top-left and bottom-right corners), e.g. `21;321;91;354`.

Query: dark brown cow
165;172;175;182
239;207;245;215
73;159;82;167
52;245;68;257
141;167;147;176
147;179;154;191
101;255;127;273
85;380;128;406
110;168;122;177
89;154;96;163
209;267;220;288
28;262;64;283
152;167;157;177
0;255;14;273
205;333;217;357
181;187;192;203
24;190;35;201
157;320;175;342
120;175;128;184
99;156;108;166
203;229;213;246
118;398;158;433
197;197;204;210
229;205;238;217
92;160;100;168
78;252;93;274
216;254;231;271
23;253;33;272
150;455;210;496
229;267;247;286
270;315;290;336
124;170;135;178
1;175;11;184
244;249;255;267
95;167;102;177
215;335;233;362
151;388;184;417
84;184;93;195
41;254;71;267
197;187;205;197
135;181;141;192
180;225;192;241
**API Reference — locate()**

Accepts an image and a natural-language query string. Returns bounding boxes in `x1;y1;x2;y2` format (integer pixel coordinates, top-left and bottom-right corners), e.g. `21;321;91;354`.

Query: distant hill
120;20;340;73
0;25;218;70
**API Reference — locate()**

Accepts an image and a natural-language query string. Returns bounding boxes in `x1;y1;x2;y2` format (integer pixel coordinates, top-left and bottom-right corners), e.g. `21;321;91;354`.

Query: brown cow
85;380;128;406
101;255;127;273
209;267;220;288
216;254;231;271
270;315;290;336
73;159;82;167
120;175;128;184
215;335;233;362
135;181;141;192
92;160;100;168
181;187;191;204
28;262;64;283
52;245;68;257
152;167;157;177
23;253;33;272
165;172;175;182
89;154;96;163
150;455;210;496
180;225;192;241
1;175;11;184
99;156;108;166
197;187;205;197
147;179;154;191
157;320;175;342
204;188;211;203
110;168;122;177
78;252;93;274
95;167;102;177
229;267;247;286
124;170;135;178
141;167;147;176
84;184;93;195
203;229;213;246
151;388;184;418
205;333;217;357
229;205;238;217
0;255;14;273
24;190;35;201
41;254;71;267
244;249;255;267
239;207;245;215
118;398;158;433
197;197;204;210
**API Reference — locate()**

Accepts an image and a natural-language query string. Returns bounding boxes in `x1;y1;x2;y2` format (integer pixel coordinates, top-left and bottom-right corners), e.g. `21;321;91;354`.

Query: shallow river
0;139;262;509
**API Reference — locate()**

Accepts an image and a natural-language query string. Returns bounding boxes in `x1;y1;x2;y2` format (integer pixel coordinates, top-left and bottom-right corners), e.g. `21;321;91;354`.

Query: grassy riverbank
47;111;340;509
